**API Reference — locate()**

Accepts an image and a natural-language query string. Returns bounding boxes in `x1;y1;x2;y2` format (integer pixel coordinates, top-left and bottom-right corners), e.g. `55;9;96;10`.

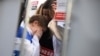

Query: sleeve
22;35;40;56
13;26;23;56
13;38;22;56
31;35;40;56
57;26;64;38
22;39;34;56
16;26;24;38
53;35;62;56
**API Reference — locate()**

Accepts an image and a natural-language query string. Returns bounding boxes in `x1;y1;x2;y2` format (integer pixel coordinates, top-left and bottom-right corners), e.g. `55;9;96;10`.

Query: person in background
36;1;55;56
13;15;48;56
47;0;64;56
36;0;64;56
49;0;63;40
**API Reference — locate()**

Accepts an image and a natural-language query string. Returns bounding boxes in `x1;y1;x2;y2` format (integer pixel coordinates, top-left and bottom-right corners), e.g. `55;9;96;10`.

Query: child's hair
29;14;48;28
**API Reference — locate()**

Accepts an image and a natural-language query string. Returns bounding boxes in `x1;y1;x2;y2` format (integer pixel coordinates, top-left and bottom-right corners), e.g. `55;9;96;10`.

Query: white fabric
20;21;24;28
23;39;34;56
27;26;40;56
14;38;22;51
32;35;40;56
53;35;62;56
23;35;40;56
14;26;40;56
27;27;40;56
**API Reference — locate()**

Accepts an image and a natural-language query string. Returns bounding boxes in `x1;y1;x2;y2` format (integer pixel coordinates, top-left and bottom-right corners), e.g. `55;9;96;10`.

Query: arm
48;19;64;41
22;39;34;56
22;33;41;56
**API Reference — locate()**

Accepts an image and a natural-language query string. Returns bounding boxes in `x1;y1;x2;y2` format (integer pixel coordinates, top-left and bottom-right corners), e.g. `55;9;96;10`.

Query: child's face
32;24;47;39
31;21;47;32
36;25;47;32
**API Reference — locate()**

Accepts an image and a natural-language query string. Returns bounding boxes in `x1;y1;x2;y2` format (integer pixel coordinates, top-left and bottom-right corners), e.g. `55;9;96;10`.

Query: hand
34;28;43;39
48;19;62;41
48;19;57;32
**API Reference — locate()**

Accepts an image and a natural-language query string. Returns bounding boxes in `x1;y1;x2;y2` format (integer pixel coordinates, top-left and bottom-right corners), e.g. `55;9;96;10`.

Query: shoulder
16;26;24;38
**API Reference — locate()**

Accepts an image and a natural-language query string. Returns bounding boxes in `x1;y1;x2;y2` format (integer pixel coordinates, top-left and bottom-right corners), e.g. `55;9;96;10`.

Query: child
13;15;48;56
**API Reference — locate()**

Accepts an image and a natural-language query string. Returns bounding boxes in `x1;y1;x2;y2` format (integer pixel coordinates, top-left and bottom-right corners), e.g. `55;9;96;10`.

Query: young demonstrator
13;15;48;56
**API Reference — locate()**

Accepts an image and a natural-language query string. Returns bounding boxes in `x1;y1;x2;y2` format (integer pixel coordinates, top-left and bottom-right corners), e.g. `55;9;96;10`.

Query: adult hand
48;19;62;41
48;19;57;32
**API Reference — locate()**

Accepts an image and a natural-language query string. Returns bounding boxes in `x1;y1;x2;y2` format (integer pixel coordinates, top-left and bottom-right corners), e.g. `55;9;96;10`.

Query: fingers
48;19;62;41
34;28;43;39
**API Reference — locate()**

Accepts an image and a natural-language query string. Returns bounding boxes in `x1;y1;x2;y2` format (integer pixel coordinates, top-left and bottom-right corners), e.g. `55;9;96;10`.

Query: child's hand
35;28;43;39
